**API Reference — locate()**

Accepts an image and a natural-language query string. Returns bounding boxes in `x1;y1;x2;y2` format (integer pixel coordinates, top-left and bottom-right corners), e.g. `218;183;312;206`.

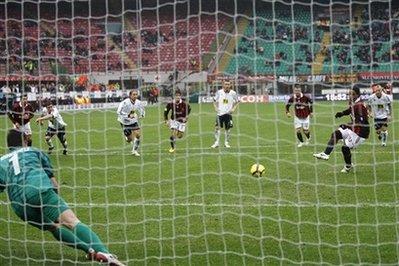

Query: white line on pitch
62;146;398;157
69;201;399;208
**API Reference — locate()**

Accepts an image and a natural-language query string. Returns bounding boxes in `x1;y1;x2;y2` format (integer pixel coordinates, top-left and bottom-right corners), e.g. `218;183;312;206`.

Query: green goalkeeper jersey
0;147;54;201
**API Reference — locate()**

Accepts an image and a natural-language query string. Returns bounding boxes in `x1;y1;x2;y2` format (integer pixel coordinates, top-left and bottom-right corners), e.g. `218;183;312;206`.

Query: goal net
0;0;398;265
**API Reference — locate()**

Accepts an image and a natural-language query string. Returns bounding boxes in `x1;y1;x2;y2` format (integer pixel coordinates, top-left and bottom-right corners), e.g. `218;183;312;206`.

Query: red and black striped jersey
286;93;313;119
342;99;370;139
8;102;34;125
164;100;191;123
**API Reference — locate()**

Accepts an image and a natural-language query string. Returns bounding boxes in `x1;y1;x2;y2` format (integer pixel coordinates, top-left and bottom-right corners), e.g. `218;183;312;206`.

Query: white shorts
169;120;186;133
294;116;310;130
338;128;366;149
14;122;32;135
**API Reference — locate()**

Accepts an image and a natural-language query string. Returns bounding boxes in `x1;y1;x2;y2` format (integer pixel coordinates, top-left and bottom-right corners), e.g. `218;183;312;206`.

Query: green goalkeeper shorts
11;189;70;231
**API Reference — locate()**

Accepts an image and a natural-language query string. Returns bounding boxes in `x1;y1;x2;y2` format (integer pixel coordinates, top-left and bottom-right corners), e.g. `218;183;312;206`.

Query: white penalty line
66;145;398;157
71;201;399;208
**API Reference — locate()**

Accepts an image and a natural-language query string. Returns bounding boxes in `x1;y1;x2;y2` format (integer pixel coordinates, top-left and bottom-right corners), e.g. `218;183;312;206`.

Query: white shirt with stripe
214;89;239;116
368;92;391;119
117;98;145;125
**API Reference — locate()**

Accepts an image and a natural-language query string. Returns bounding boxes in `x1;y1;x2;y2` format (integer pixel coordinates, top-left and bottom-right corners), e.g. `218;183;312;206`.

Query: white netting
0;0;398;265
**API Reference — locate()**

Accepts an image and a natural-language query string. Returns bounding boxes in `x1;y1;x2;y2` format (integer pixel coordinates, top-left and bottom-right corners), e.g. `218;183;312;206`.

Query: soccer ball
250;164;265;177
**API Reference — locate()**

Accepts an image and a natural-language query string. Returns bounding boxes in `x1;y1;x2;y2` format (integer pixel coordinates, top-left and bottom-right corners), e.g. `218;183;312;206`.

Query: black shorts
46;127;66;142
215;114;233;129
374;118;388;130
120;123;140;137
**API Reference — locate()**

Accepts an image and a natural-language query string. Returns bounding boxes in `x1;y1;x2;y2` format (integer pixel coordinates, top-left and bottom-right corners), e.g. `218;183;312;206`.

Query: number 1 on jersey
9;153;20;175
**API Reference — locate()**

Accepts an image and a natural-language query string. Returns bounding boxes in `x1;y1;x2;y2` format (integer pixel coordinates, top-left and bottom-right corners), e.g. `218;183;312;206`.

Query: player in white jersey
367;85;392;146
211;81;240;148
36;102;68;155
117;89;145;156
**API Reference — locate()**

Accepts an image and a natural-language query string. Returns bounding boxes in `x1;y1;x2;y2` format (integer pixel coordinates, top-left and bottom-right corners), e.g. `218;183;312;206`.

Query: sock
225;130;230;143
61;141;68;150
58;135;67;149
304;131;311;139
73;222;109;253
341;146;352;167
133;137;140;151
46;139;54;148
324;130;343;155
296;132;304;143
51;226;90;253
214;129;220;144
381;131;388;143
377;132;382;140
170;136;176;149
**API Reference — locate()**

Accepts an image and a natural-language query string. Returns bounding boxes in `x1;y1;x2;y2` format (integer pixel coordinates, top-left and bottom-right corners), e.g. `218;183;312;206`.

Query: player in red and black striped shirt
313;86;370;173
285;85;313;147
7;95;35;146
164;90;191;153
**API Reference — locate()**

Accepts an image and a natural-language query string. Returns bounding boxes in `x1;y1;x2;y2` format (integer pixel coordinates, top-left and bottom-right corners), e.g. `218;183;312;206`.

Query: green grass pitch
0;101;398;265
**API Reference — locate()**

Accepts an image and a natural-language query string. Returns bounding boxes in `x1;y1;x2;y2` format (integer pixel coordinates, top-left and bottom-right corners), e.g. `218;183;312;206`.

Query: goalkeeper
0;129;125;266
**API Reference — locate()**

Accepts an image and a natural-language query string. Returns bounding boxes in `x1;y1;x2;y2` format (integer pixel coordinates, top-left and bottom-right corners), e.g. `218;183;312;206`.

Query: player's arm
7;111;15;123
50;177;59;193
308;97;313;117
0;167;5;193
116;102;126;117
164;103;171;123
285;97;293;117
230;93;240;113
335;107;351;118
366;104;373;118
366;96;374;117
36;113;53;123
7;104;18;125
182;103;191;123
213;92;219;112
117;101;130;122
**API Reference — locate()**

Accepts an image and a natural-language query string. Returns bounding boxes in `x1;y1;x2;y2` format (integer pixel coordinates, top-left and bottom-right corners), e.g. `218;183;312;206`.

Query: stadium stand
225;2;399;76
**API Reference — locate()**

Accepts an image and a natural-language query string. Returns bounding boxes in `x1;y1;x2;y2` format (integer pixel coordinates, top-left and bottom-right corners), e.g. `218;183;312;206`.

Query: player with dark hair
285;85;313;147
211;80;240;148
313;86;370;173
36;102;68;154
367;84;392;146
7;94;35;146
164;90;191;153
0;129;125;265
117;89;145;156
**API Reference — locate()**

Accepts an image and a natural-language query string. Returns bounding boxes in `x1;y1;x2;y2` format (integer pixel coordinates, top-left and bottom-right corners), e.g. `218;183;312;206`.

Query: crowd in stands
0;3;225;76
1;2;399;77
325;4;398;71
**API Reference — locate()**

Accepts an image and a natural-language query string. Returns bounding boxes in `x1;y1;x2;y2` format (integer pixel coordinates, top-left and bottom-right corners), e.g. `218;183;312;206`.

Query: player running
313;86;370;173
0;129;125;266
7;94;35;146
285;85;313;147
211;81;240;148
117;89;145;156
367;84;392;146
36;102;68;154
164;90;191;153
